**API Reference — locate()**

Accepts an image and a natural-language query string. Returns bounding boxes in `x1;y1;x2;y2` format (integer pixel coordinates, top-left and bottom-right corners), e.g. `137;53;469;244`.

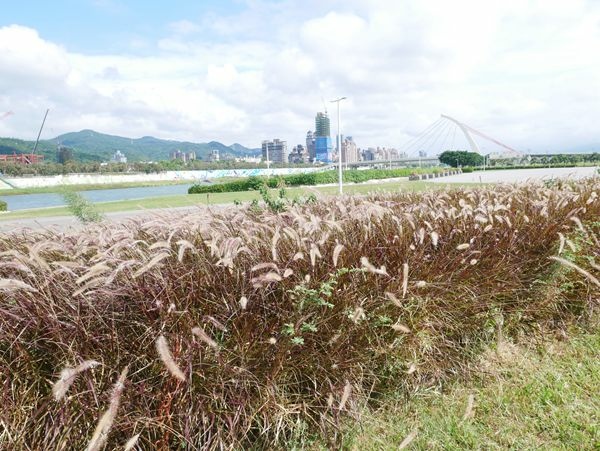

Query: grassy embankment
0;179;438;220
1;181;598;449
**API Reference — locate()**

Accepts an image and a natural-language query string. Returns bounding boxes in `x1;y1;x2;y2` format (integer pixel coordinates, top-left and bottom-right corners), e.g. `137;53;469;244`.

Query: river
0;183;195;211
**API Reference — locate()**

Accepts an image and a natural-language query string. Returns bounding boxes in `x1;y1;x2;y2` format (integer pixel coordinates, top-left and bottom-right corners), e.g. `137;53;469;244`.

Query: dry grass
1;180;599;449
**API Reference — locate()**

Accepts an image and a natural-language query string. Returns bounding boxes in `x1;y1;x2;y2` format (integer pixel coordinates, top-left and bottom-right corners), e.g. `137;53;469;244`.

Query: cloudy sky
0;0;598;152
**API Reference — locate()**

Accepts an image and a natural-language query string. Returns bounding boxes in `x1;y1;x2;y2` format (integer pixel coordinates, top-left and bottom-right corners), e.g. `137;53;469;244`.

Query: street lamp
330;96;347;194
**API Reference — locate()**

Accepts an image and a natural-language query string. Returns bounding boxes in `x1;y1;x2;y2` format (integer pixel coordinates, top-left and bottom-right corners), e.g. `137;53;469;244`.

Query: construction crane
32;109;49;155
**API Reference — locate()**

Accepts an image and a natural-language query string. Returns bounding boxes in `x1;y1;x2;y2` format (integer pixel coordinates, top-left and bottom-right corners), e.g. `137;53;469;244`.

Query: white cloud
1;0;600;152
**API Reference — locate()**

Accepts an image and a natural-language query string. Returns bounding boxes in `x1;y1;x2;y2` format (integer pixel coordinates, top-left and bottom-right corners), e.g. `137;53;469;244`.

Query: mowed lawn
0;180;450;220
341;327;600;450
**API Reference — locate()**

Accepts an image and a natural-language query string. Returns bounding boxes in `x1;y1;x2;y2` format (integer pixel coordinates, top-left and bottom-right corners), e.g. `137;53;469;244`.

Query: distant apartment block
111;150;127;163
341;136;360;163
209;149;220;162
171;149;196;163
262;139;288;164
288;144;310;164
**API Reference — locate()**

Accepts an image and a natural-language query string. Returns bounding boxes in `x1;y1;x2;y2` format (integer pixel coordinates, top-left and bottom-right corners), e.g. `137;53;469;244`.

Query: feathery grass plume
558;232;566;254
192;326;219;350
398;430;418;449
133;252;170;278
271;227;280;262
549;256;600;287
239;296;248;310
124;433;140;450
483;224;493;232
283;268;294;278
456;243;470;250
75;263;111;285
85;367;128;451
332;243;344;267
350;307;366;323
310;243;321;267
156;335;186;382
250;262;279;273
430;231;439;247
0;278;38;292
385;291;402;307
391;322;410;333
462;393;475;421
360;257;388;276
338;381;352;410
406;363;417;374
52;360;100;401
176;239;196;262
402;263;409;298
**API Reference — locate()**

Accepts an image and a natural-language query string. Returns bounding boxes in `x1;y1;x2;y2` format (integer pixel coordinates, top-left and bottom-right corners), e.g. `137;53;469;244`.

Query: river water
0;183;195;211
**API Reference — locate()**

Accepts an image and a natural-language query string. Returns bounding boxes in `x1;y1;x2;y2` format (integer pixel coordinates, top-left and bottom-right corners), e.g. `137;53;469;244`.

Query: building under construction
0;153;44;164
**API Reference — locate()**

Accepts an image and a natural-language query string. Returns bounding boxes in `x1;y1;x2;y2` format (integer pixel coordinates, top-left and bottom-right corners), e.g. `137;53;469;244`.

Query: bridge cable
410;119;450;157
403;118;447;157
398;118;444;157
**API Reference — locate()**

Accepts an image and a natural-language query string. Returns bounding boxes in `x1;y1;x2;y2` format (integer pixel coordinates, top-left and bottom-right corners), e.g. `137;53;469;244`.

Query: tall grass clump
61;190;105;223
1;179;599;449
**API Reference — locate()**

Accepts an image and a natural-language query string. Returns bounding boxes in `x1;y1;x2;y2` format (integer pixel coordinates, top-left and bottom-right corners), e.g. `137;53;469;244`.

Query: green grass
0;180;443;220
341;327;600;450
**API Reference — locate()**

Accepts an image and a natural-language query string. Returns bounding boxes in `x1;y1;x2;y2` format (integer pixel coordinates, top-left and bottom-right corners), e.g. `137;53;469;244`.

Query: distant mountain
229;142;260;154
0;130;259;162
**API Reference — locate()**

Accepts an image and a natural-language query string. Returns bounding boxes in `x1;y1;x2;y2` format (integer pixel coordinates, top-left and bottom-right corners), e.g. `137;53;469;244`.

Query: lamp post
330;96;347;194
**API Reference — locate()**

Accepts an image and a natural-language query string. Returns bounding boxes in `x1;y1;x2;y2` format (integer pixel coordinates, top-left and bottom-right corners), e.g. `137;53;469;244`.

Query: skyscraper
315;112;330;137
314;112;332;162
306;131;316;162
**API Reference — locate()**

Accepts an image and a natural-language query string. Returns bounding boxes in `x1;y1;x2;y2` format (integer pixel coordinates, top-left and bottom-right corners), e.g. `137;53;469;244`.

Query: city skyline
1;1;599;152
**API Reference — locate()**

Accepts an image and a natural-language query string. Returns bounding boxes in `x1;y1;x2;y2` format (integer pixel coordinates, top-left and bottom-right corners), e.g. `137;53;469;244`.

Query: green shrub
188;168;437;194
462;167;474;173
0;199;6;212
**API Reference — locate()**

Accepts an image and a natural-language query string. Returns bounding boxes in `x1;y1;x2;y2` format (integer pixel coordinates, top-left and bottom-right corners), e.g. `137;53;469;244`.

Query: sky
0;0;599;152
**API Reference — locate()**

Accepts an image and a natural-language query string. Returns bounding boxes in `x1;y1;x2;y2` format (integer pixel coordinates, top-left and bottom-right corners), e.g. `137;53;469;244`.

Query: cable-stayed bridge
346;114;524;168
400;114;524;159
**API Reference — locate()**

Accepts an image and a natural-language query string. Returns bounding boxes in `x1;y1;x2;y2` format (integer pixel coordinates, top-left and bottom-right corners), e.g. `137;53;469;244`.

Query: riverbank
0;179;435;225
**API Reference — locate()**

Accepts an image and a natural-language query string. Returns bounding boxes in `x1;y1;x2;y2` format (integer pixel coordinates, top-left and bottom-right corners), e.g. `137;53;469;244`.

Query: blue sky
2;0;240;53
1;0;599;151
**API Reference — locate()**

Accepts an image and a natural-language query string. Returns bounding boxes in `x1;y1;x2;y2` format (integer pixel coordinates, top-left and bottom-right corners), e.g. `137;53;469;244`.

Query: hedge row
188;168;436;194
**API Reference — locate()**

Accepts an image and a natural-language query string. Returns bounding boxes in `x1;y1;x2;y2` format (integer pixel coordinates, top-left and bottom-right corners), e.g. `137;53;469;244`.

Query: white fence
1;167;327;189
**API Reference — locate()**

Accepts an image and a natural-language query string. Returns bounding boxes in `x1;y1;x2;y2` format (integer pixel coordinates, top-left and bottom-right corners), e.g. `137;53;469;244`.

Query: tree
439;150;484;167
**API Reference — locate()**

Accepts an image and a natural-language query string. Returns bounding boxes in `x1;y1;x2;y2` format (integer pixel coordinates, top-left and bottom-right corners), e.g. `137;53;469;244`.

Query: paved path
0;206;211;234
429;166;599;184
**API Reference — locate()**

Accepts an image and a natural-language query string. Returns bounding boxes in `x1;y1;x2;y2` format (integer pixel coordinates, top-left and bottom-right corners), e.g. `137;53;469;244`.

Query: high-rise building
315;136;332;162
314;112;332;162
315;112;330;137
306;131;316;162
341;137;359;164
262;139;288;164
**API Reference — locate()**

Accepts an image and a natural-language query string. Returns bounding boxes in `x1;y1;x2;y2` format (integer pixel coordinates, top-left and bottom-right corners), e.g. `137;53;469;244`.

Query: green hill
0;130;259;163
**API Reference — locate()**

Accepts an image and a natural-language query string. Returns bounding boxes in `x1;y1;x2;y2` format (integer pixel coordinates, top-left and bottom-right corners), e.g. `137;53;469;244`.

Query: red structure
0;153;44;164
